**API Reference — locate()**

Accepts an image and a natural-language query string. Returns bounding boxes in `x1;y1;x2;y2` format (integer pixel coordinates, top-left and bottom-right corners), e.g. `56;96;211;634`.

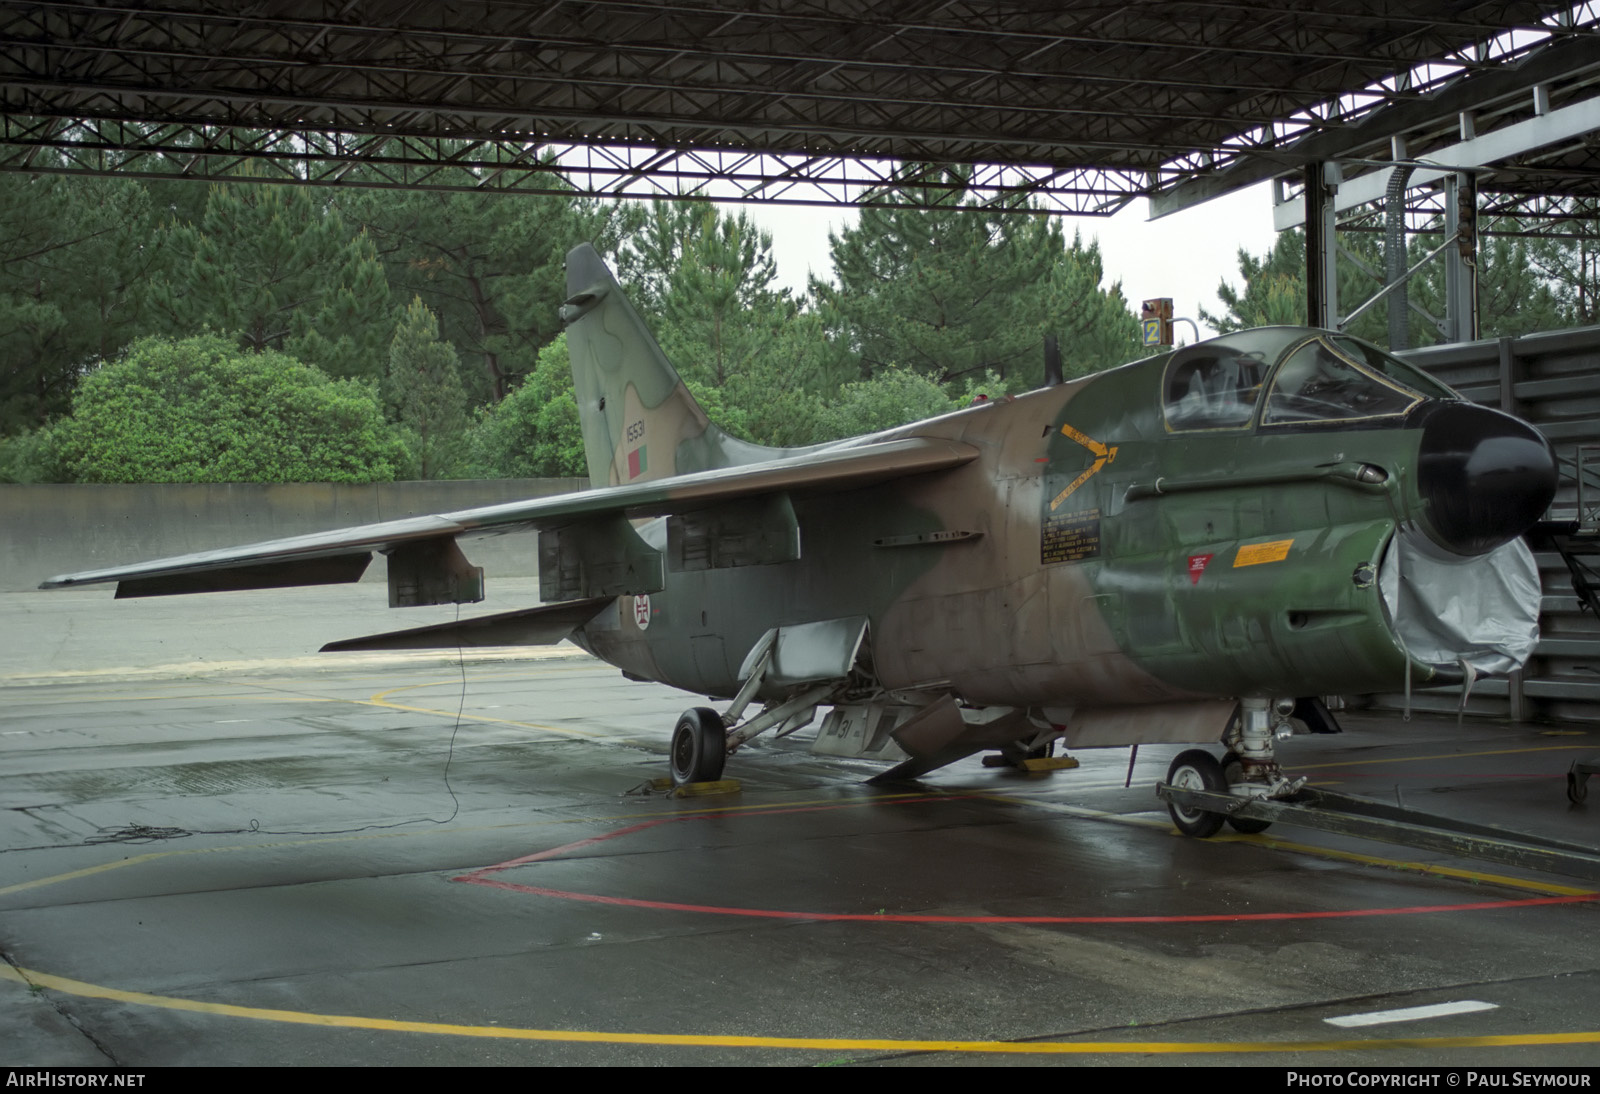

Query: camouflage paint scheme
559;248;1550;733
43;245;1558;784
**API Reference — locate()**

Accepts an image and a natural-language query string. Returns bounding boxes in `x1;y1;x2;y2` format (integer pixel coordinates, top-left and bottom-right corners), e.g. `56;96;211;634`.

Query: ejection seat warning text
1042;508;1101;564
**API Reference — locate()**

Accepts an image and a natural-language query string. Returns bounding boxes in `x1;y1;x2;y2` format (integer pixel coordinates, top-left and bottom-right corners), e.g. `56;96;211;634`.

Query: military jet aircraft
43;245;1558;837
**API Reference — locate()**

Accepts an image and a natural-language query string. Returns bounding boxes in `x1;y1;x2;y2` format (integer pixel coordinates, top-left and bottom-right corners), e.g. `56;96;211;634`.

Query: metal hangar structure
0;1;1593;221
3;2;1600;720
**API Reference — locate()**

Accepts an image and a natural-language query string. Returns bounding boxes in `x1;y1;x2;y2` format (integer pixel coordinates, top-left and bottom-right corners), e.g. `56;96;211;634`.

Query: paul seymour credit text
1287;1076;1591;1088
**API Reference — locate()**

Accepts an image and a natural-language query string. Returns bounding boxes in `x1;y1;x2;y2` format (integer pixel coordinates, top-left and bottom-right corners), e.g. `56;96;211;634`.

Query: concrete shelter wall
0;479;587;592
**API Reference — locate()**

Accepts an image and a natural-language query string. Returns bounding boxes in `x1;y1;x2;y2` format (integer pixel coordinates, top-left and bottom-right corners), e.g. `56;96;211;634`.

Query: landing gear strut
1162;698;1307;837
1220;751;1274;834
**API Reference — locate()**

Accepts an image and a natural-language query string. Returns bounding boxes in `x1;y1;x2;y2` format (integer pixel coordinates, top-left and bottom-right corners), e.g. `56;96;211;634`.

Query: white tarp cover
1379;534;1541;676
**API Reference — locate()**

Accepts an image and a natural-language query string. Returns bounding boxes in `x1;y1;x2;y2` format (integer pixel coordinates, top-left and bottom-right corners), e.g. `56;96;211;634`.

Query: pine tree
814;169;1137;389
629;203;795;389
339;180;628;402
385;297;469;479
0;174;170;431
148;177;393;380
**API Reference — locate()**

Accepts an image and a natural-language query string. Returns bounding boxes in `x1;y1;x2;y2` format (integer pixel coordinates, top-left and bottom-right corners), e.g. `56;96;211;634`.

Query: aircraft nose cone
1417;402;1556;555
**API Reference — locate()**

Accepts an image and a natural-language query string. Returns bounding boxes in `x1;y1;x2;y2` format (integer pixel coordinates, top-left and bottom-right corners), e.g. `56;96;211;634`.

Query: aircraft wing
40;436;979;601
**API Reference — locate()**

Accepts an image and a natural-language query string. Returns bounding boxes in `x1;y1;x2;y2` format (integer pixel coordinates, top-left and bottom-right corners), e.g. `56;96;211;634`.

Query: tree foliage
812;368;960;440
0;174;170;432
1203;221;1591;347
148;178;393;380
1521;199;1600;327
386;297;470;479
466;333;586;478
11;161;1600;488
54;335;405;483
634;203;793;389
815;172;1139;389
339;180;629;401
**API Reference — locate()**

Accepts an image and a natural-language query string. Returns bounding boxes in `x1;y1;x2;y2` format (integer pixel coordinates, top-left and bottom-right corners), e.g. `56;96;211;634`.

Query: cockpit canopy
1162;329;1456;433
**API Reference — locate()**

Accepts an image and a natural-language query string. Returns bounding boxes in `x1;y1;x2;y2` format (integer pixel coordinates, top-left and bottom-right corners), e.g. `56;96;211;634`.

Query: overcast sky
741;181;1281;344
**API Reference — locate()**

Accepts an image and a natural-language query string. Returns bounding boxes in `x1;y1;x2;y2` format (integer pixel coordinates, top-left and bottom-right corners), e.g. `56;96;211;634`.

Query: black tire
1568;771;1588;805
1221;751;1273;834
1166;749;1226;838
670;707;726;786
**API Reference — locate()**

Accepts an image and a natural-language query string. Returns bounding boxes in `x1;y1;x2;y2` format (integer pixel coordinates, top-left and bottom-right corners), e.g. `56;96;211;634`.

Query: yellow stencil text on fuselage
1233;539;1294;567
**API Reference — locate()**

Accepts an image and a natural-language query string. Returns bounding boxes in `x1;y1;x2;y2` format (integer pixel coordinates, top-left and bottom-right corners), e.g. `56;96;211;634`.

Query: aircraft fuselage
577;327;1555;721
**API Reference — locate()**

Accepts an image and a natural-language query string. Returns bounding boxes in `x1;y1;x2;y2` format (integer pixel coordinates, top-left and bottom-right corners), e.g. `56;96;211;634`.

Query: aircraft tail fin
560;244;780;486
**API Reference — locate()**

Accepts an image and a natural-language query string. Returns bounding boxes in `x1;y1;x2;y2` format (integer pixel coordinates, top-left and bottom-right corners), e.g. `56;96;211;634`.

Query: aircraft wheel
1221;751;1273;834
671;707;726;787
1166;749;1226;838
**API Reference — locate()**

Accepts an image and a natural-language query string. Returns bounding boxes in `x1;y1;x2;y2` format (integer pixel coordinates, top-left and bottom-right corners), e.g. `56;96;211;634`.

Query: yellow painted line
211;669;622;740
364;683;606;740
989;796;1596;897
1;964;1595;1054
0;852;178;897
5;791;1594;1054
1239;832;1596;897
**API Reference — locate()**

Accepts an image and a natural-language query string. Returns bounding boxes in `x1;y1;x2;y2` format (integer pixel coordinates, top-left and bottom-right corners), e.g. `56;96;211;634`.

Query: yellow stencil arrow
1050;424;1118;510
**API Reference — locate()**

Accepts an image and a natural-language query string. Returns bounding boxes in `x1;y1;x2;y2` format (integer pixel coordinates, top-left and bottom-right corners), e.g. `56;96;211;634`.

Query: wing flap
115;553;372;598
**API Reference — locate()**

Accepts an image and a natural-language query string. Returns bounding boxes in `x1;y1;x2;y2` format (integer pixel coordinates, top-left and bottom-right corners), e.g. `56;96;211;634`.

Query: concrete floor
3;586;1600;1067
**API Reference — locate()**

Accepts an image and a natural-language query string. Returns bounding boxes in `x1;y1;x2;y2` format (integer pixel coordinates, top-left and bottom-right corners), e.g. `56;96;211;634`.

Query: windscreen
1262;338;1423;426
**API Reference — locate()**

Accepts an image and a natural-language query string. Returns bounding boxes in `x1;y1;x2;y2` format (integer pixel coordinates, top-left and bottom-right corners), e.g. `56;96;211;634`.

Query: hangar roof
0;1;1596;215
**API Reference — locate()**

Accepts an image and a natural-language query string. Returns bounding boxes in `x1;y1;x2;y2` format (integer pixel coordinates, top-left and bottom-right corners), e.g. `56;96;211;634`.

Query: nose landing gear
1162;698;1308;837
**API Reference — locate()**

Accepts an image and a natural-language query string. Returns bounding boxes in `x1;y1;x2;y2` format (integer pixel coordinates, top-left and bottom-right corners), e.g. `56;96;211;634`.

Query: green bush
466;333;586;478
54;334;407;483
0;425;67;483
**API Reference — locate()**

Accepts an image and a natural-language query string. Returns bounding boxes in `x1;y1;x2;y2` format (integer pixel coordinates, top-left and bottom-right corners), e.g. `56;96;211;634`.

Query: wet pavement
3;587;1599;1066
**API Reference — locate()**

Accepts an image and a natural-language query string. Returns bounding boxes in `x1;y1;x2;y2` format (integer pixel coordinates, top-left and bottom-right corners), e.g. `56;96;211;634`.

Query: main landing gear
670;708;726;786
668;626;840;787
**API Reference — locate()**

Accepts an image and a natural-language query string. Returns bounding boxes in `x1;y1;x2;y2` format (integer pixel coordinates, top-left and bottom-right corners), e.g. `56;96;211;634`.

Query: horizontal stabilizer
321;597;613;652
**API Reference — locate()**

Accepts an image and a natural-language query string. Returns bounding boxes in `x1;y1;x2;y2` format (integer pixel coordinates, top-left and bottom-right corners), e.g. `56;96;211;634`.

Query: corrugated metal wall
1376;325;1600;721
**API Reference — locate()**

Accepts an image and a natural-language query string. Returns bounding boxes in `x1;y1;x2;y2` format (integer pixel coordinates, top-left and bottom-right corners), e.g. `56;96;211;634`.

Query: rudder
560;243;777;485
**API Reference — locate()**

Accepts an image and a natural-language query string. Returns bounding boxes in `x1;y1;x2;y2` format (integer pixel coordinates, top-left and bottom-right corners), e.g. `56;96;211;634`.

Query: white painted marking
1324;1000;1498;1028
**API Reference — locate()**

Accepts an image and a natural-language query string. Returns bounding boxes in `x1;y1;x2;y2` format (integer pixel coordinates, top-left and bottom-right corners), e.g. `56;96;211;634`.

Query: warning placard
1042;508;1102;564
1233;539;1294;567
